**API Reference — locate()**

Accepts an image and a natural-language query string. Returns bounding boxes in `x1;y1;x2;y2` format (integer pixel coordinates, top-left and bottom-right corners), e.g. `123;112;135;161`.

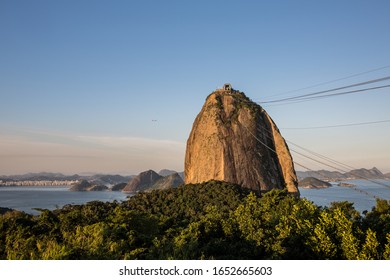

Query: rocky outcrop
344;167;385;179
111;182;127;191
158;169;185;180
123;170;162;192
89;174;133;186
122;170;184;192
184;85;299;195
69;180;92;191
297;167;387;181
148;173;184;191
69;180;108;191
158;169;178;176
88;185;108;191
298;177;332;189
296;170;346;181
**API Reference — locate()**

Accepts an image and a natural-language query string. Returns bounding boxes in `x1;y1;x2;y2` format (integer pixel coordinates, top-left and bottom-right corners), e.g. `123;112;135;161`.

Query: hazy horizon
1;165;389;178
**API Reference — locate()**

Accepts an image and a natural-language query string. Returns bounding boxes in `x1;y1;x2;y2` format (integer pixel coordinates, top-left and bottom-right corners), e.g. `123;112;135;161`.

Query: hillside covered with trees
1;180;389;259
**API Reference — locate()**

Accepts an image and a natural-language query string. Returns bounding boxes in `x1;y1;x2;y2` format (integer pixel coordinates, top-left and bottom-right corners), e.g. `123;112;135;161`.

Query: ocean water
0;180;389;215
299;179;390;213
0;186;129;215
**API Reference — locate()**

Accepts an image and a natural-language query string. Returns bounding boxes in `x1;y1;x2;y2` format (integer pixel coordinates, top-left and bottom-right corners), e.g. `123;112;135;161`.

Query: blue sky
1;0;390;175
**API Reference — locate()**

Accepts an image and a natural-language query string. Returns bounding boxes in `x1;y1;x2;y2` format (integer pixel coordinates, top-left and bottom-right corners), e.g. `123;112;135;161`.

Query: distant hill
123;170;184;192
69;180;108;192
123;170;163;192
344;167;384;179
297;167;386;181
158;169;185;180
296;170;346;181
147;173;184;191
298;177;332;189
0;172;133;186
69;180;92;191
158;169;177;176
111;182;127;191
88;185;109;191
89;174;133;186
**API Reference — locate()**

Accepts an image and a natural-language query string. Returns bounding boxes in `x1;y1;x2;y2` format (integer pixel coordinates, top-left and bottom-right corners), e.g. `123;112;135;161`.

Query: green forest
1;180;389;260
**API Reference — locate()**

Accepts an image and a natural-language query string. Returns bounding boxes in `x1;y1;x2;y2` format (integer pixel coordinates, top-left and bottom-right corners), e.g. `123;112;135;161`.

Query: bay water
0;180;389;215
300;179;390;213
0;186;129;215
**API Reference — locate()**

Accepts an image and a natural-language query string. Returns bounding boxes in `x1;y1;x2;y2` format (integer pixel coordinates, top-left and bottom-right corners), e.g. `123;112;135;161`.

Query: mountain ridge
297;167;389;181
0;172;133;186
122;170;184;193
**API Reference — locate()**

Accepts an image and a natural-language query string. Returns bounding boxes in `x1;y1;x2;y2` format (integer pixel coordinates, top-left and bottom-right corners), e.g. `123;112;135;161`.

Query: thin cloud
0;129;185;175
76;135;185;150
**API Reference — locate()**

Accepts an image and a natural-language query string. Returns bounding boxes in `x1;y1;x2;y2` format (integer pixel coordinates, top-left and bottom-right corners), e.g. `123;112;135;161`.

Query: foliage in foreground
0;180;390;260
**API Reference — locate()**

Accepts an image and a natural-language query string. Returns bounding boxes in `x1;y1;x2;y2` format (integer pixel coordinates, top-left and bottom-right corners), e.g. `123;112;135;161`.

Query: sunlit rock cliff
184;84;299;195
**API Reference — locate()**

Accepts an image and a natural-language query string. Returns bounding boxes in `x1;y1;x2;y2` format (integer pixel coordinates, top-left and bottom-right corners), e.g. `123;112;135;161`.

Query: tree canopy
0;180;389;259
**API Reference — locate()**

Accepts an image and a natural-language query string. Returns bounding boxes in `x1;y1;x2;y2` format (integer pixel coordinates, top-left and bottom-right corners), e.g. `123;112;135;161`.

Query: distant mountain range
158;169;185;180
0;172;133;186
122;170;184;193
0;170;185;190
1;167;388;189
298;177;332;189
69;180;109;192
68;169;185;192
297;167;390;181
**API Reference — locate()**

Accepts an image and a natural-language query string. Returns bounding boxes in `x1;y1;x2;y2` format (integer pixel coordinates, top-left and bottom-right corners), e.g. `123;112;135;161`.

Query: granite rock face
184;86;299;195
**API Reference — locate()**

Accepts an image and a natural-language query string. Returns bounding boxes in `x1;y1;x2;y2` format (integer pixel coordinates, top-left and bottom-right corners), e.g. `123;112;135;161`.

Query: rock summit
184;84;299;195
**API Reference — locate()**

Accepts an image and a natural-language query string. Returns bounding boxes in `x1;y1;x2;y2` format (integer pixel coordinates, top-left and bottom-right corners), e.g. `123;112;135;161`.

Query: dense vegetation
1;180;389;259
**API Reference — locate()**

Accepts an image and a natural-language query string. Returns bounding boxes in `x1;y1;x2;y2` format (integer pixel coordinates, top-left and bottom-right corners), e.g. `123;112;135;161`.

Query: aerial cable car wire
281;119;390;130
262;64;390;99
252;124;390;189
260;82;390;104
